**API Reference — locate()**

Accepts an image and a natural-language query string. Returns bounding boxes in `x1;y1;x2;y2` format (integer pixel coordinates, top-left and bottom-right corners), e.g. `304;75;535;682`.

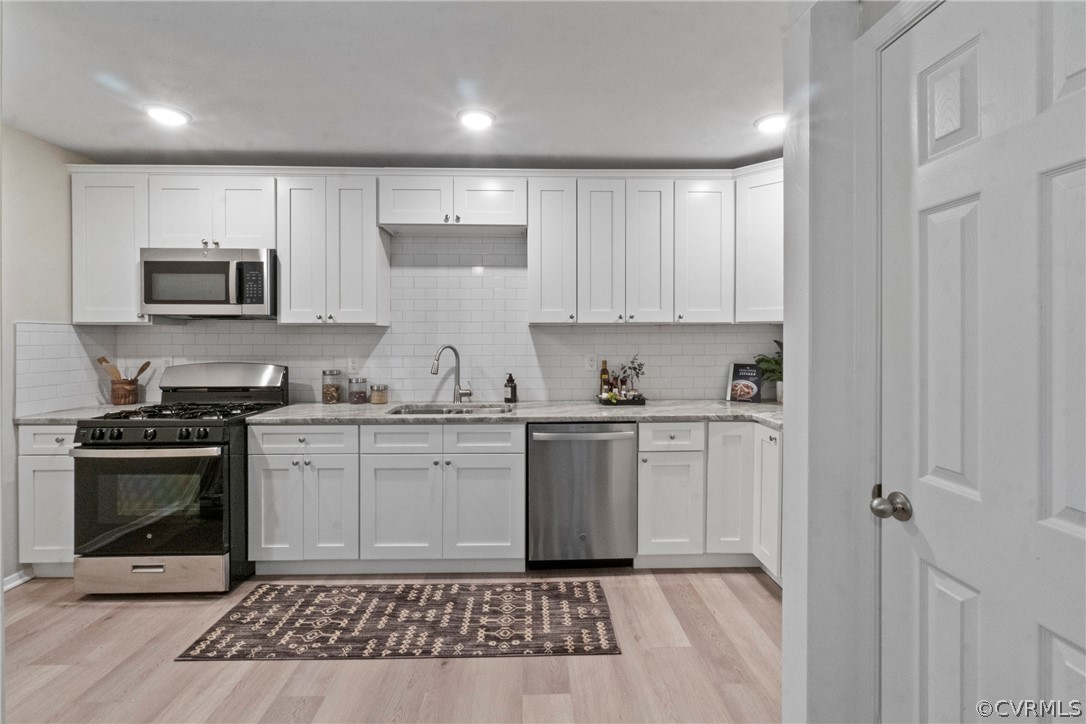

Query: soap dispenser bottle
504;373;518;403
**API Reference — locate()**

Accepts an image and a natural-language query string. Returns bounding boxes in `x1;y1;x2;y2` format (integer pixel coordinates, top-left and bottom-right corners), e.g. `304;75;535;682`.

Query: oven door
70;446;229;557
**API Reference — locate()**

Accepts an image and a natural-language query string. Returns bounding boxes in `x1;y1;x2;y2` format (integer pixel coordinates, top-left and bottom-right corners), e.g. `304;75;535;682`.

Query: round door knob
303;459;311;466
445;460;452;466
55;436;65;443
870;491;913;521
569;314;575;320
298;436;306;443
291;459;299;466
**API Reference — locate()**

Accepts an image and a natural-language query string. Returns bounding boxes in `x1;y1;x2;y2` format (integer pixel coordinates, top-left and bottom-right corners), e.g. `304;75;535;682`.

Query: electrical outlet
160;357;173;370
584;354;597;371
347;357;362;374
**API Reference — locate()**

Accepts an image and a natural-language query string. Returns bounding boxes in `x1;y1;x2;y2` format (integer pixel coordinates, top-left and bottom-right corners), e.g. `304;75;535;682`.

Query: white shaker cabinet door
454;176;527;226
276;176;328;324
302;454;359;560
71;172;151;324
674;179;735;323
17;455;74;563
378;176;454;225
752;426;782;579
734;163;784;323
637;451;706;555
326;176;389;325
527;177;578;323
148;175;214;248
577;179;626;323
359;454;443;560
442;454;526;559
248;455;304;561
625;179;674;324
212;176;276;249
705;422;755;553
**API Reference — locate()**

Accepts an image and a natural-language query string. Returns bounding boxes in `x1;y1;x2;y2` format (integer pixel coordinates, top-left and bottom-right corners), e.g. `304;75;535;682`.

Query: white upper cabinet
577;179;626;323
625;179;674;324
71;172;150;325
734;162;784;323
378;176;526;233
527;177;578;323
277;175;389;325
674;179;736;323
149;175;275;249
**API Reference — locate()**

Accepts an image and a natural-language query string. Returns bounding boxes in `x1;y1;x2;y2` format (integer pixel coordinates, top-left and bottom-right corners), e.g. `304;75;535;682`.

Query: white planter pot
776;381;784;403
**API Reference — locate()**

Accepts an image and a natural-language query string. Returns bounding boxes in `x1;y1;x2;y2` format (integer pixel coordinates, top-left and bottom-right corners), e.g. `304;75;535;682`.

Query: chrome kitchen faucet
431;345;472;403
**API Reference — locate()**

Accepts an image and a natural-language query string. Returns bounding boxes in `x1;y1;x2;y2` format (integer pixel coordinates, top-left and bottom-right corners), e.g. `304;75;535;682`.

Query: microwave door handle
228;260;240;305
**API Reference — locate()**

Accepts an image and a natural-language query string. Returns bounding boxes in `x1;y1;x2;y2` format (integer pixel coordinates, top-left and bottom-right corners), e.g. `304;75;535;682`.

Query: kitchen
2;1;1086;724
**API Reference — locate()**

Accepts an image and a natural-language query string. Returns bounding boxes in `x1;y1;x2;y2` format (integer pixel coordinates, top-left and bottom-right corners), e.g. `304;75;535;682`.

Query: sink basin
386;403;514;416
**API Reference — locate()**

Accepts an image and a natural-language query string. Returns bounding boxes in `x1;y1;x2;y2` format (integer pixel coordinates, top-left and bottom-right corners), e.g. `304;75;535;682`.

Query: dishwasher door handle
531;431;636;442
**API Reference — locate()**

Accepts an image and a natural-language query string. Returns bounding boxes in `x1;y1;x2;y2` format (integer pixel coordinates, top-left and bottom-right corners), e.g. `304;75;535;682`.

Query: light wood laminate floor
4;569;781;723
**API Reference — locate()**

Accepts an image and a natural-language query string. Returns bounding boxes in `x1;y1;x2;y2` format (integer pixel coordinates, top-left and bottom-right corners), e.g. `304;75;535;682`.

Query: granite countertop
16;400;783;431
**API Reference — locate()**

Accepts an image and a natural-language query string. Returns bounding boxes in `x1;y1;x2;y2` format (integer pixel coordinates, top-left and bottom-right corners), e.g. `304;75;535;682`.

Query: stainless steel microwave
140;248;276;319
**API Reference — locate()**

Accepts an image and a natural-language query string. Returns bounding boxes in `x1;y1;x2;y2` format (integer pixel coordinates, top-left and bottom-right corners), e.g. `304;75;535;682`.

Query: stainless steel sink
386;403;514;416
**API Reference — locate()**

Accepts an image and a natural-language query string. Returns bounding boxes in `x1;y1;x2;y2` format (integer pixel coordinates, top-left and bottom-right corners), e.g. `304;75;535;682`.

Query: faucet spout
431;345;472;403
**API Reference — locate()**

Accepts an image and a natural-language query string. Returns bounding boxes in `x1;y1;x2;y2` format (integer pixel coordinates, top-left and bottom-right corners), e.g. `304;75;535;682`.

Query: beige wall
1;124;93;579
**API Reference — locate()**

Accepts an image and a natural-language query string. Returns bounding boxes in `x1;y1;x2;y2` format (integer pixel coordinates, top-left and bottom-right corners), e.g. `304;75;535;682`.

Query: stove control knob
91;428;106;441
108;428;123;441
177;428;192;440
195;428;210;440
143;429;157;441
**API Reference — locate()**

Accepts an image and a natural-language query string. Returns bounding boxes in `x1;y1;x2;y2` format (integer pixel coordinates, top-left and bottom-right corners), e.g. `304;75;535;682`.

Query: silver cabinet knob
641;457;648;463
870;491;913;521
444;214;450;222
677;314;684;320
298;436;306;443
433;460;440;466
618;315;624;320
455;214;461;223
55;436;65;443
327;315;334;321
136;313;146;319
629;315;635;320
291;459;299;466
445;460;452;466
316;314;323;321
569;314;575;320
769;435;777;443
201;239;209;248
212;240;220;248
668;433;676;440
303;458;311;466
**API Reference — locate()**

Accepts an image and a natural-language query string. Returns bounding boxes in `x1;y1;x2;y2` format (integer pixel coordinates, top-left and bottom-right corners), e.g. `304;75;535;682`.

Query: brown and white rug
178;580;620;660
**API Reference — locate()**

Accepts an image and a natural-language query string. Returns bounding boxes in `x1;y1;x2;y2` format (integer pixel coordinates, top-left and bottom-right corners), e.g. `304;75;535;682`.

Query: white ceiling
1;1;795;169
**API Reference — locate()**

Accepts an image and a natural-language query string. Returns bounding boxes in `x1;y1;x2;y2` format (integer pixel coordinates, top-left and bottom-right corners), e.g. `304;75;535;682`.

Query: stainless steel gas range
69;362;288;594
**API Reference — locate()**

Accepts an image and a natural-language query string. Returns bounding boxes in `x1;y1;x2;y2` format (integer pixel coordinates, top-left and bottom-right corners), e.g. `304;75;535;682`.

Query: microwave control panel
237;262;265;304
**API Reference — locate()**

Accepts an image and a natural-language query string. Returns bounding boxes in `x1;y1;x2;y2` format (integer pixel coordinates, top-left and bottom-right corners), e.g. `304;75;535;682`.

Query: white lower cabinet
17;425;77;564
705;422;754;553
249;453;359;561
751;426;783;579
359;454;443;559
637;451;706;555
442;454;526;559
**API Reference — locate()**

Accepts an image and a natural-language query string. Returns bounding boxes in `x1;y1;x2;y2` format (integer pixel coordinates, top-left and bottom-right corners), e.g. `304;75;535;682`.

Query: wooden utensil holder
111;379;138;405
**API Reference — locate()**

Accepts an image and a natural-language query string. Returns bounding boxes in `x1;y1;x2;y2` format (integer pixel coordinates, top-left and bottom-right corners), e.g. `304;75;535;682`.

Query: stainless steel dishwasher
527;423;637;565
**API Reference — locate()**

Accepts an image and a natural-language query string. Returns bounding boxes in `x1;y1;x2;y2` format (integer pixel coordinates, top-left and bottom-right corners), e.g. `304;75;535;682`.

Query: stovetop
97;402;279;423
75;402;284;445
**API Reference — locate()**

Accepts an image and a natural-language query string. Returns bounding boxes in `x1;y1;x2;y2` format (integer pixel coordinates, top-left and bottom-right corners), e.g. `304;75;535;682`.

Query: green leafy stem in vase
754;340;783;382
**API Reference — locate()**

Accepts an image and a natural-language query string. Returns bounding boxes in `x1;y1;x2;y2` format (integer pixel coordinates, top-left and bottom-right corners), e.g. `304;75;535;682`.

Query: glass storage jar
322;369;343;404
348;377;368;404
369;383;389;405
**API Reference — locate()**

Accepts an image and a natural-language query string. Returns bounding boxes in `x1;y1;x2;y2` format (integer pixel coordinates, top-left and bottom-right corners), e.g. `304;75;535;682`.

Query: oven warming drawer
74;554;229;594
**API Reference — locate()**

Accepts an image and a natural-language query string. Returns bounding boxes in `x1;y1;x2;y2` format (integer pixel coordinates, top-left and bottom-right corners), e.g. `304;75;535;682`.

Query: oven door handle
69;447;225;459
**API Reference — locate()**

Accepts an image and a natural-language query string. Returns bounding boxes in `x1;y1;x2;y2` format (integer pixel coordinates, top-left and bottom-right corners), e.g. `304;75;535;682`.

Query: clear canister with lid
369;383;389;405
322;369;343;404
348;377;368;404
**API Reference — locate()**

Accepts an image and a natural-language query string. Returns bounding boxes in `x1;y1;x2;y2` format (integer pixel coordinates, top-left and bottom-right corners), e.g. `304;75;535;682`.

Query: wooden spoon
132;361;151;381
96;356;123;382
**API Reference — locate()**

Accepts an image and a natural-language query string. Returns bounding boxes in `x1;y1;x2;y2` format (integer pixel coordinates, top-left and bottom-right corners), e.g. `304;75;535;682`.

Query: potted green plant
754;340;783;402
620;354;646;397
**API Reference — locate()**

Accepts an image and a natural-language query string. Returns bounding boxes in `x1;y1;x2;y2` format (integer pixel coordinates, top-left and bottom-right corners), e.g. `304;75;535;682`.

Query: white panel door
625;179;674;323
71;173;150;324
751;427;781;577
705;422;754;554
527;177;578;323
442;454;525;559
734;163;784;323
359;454;443;560
302;454;359;560
637;451;705;555
378;176;453;225
17;456;73;563
148;175;213;248
326;176;389;325
212;176;276;248
248;454;304;561
577;179;626;323
878;4;1085;720
674;179;735;323
276;177;327;324
454;176;527;226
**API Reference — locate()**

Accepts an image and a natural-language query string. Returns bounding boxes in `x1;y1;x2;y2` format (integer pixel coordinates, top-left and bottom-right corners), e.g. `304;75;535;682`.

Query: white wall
0;125;93;579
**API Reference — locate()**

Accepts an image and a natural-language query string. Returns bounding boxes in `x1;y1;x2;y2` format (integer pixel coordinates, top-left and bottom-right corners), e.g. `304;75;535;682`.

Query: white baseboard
255;559;526;576
633;552;760;569
3;568;35;591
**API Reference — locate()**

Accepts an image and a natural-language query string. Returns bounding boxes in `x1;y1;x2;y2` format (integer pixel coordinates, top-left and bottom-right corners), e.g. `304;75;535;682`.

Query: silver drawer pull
298;436;306;443
132;565;165;574
668;433;676;440
55;436;66;443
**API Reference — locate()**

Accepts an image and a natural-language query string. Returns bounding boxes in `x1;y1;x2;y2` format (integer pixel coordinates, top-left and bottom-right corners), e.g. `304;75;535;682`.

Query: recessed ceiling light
457;109;495;130
142;104;191;127
754;113;787;134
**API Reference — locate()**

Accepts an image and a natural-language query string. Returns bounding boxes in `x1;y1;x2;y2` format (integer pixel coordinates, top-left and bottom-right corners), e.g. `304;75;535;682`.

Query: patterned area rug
177;580;620;660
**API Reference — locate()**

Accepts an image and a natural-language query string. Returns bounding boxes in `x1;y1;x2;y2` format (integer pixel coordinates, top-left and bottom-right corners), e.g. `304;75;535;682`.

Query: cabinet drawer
360;425;443;454
18;426;78;455
249;425;359;455
443;424;525;454
639;422;705;452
